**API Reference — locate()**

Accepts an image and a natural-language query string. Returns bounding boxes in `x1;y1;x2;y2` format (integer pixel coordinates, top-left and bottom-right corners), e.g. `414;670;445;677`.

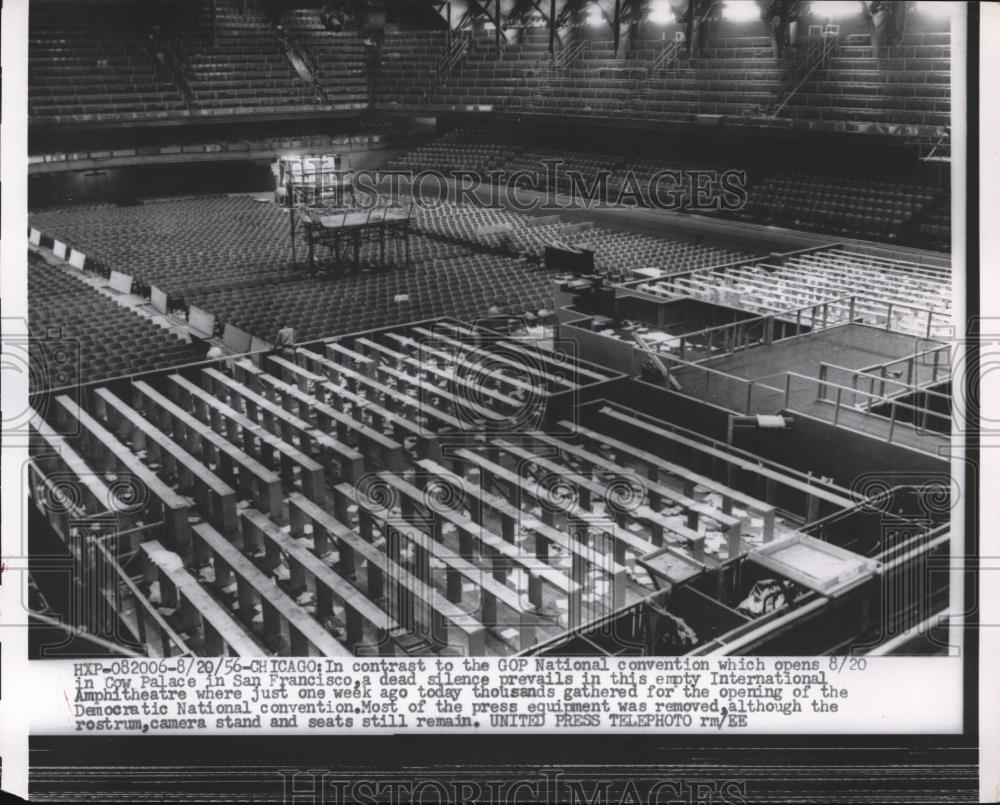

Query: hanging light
648;0;676;25
810;1;862;20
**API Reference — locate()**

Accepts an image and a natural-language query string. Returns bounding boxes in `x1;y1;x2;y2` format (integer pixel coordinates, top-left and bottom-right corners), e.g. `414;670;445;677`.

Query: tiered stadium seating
524;37;648;117
428;29;548;108
180;3;321;113
27;252;204;390
386;126;521;174
378;30;448;107
278;8;370;108
784;32;950;129
611;156;744;211
29;0;188;123
636;34;780;121
27;3;952;136
917;199;951;250
741;172;942;239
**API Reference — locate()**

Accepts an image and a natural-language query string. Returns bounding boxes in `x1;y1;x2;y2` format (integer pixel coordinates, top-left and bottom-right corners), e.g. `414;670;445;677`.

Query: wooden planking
597;404;854;510
291;491;487;654
453;446;629;618
54;394;191;550
247;367;404;473
308;345;471;434
132;380;285;521
168;373;326;502
29;411;129;518
239;507;404;655
203;366;368;479
537;428;743;527
368;333;532;412
489;438;695;559
94;387;239;536
561;420;777;542
349;479;539;650
141;539;262;656
190;521;352;657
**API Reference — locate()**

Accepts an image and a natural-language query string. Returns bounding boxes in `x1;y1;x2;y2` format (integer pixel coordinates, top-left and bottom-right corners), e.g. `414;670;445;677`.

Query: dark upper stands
180;4;323;114
783;32;951;131
29;1;188;123
376;24;951;136
277;7;369;108
378;30;448;107
28;3;951;140
29;0;372;124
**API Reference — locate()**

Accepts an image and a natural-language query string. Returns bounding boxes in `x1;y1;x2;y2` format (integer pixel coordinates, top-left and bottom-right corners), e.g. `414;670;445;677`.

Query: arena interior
25;0;956;659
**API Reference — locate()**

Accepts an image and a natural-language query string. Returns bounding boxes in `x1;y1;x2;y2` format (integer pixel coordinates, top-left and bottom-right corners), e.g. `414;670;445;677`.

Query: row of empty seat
188;243;558;344
29;0;187;122
740;171;944;241
784;33;950;130
28;193;564;345
634;246;951;338
387;128;947;248
377;26;951;133
411;196;752;275
29;7;950;134
27;251;204;390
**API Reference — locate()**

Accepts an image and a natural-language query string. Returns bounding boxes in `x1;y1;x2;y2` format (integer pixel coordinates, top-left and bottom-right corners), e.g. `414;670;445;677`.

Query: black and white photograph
0;0;994;801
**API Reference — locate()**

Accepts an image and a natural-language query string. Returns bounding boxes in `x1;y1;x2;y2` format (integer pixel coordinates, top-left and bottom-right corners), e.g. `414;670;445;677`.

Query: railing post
833;387;842;425
796;309;802;334
679;337;685;362
822;302;829;330
887;402;897;443
849;295;856;323
907;357;914;389
818;364;827;401
926;310;933;340
932;347;940;383
746;381;754;413
885;302;894;330
785;373;792;408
